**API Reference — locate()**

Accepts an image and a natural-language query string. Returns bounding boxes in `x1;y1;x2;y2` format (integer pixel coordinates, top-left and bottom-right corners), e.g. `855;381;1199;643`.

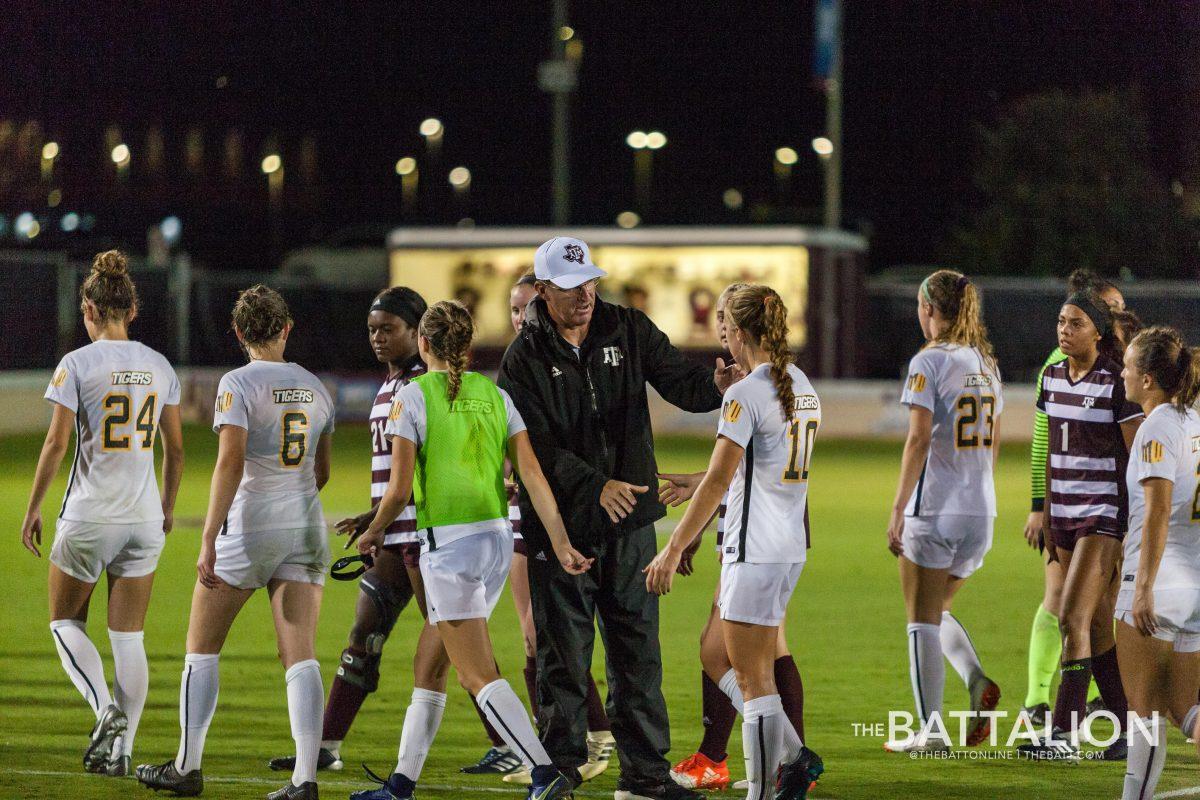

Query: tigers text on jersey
717;363;820;564
370;357;424;545
901;344;1003;518
1123;404;1200;590
1036;355;1142;532
45;340;180;523
213;360;335;534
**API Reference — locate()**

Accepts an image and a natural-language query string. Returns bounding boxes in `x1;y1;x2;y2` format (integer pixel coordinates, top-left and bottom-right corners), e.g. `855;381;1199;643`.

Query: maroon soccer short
1048;526;1124;552
382;540;422;569
513;536;528;557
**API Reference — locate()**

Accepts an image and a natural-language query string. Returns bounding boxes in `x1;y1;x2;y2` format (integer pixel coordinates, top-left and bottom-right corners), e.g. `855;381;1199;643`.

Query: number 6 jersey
45;340;180;523
717;363;821;564
213;360;335;534
900;343;1003;518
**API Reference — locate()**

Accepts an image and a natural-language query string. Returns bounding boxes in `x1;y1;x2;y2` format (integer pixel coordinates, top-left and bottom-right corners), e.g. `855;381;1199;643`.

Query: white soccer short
901;514;993;578
420;529;513;625
50;519;165;583
1115;587;1200;653
718;561;804;626
214;527;329;590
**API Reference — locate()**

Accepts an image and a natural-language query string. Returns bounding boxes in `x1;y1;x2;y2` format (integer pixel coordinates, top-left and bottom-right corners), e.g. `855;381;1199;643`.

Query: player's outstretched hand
644;545;682;595
197;544;222;589
677;532;703;575
1022;511;1043;550
1132;586;1157;637
554;543;594;575
885;510;904;557
658;472;702;506
335;511;371;539
714;358;746;395
600;480;649;524
21;511;42;557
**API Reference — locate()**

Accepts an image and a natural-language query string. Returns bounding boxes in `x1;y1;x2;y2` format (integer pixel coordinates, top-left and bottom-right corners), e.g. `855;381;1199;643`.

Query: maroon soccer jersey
371;356;425;546
1036;355;1143;533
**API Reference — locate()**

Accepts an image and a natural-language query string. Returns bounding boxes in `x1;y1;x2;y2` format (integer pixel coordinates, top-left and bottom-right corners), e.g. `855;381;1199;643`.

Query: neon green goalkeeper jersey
1030;347;1068;511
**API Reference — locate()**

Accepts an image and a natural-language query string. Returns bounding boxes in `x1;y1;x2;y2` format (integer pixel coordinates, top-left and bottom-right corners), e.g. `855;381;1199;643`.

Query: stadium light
559;25;575;40
646;131;667;150
61;212;80;232
448;166;471;188
775;147;799;166
812;137;834;157
616;210;640;228
626;131;648;149
111;143;131;166
420;118;444;139
395;157;417;176
47;189;62;208
42;141;59;161
723;188;744;210
261;154;282;175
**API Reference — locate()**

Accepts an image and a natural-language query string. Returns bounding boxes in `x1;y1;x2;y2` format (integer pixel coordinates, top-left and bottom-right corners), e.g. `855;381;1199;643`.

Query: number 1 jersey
46;340;180;523
213;360;335;534
901;343;1003;518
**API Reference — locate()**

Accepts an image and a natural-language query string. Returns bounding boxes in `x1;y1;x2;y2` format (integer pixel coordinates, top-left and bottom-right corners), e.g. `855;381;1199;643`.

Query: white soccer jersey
213;360;335;534
900;344;1003;518
718;364;820;565
45;340;180;524
1124;404;1200;591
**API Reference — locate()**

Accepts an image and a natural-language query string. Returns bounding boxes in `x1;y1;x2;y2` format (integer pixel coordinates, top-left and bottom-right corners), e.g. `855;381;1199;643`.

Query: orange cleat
966;676;1001;746
670;752;731;791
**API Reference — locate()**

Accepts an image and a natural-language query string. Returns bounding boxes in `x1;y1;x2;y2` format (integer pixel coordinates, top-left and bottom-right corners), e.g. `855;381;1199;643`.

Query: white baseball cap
533;237;607;289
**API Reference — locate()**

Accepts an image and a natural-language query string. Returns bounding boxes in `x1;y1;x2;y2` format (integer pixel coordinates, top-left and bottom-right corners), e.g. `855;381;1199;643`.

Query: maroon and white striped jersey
1037;355;1143;533
371;356;425;546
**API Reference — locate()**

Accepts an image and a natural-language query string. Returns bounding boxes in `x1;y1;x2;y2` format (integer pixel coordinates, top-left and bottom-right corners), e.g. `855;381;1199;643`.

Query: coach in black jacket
498;237;736;798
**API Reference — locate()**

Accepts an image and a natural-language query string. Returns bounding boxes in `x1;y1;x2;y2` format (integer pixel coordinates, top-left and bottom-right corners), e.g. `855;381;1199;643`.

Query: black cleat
775;746;824;800
107;754;132;777
614;780;702;800
1020;703;1050;728
136;759;204;796
459;746;523;774
1016;729;1080;762
1099;737;1127;761
268;748;343;772
266;780;318;800
84;704;128;773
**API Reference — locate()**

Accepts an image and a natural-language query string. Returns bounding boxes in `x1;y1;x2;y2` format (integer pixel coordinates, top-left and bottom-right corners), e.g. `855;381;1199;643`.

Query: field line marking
1154;787;1200;799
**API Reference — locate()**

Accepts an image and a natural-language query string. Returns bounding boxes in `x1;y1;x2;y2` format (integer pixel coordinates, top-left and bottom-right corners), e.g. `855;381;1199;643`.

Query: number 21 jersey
901;343;1003;518
213;360;335;534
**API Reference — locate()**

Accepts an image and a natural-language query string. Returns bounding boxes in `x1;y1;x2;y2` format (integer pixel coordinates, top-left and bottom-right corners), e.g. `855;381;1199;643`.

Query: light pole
262;153;283;258
538;1;579;225
627;130;665;215
448;166;471;220
774;146;798;202
41;141;59;182
396;157;418;217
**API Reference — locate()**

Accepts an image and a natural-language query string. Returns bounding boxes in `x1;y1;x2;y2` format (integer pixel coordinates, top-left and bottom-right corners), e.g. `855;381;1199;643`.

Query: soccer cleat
883;734;950;754
135;760;204;796
669;752;730;790
577;730;615;781
1085;696;1107;716
1099;737;1127;761
460;745;524;774
502;767;533;785
266;781;318;800
614;780;703;800
349;766;415;800
732;780;749;790
107;754;131;777
1020;703;1050;728
1015;730;1080;762
966;676;1002;746
268;748;343;773
775;746;824;800
84;704;128;773
527;765;574;800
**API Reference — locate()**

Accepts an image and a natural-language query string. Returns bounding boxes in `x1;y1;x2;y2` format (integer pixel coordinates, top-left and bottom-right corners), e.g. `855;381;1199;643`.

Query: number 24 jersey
213;360;335;535
901;344;1003;518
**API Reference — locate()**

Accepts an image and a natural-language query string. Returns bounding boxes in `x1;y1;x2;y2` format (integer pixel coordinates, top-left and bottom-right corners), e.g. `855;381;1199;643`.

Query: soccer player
494;271;615;785
661;283;809;792
268;287;427;774
136;285;335;800
883;270;1003;753
1018;290;1141;761
22;250;183;776
1114;327;1200;799
645;284;824;800
348;300;588;800
1021;271;1124;724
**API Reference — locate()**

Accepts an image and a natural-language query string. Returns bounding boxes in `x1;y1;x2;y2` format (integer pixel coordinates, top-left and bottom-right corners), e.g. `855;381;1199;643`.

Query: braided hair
726;284;795;423
419;300;474;402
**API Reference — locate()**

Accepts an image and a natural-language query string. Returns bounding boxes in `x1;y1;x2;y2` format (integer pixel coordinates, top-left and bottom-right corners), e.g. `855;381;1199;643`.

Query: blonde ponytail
727;285;795;423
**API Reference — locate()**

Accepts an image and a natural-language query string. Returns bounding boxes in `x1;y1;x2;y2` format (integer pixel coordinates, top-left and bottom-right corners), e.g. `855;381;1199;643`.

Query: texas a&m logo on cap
563;243;585;264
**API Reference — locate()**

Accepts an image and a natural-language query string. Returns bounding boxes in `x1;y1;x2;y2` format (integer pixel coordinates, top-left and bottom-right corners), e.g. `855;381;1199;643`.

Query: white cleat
578;730;615;781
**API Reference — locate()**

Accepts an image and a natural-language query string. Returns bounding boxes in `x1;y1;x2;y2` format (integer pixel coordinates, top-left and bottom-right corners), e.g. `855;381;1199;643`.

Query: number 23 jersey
901;344;1003;518
718;363;820;565
213;360;335;534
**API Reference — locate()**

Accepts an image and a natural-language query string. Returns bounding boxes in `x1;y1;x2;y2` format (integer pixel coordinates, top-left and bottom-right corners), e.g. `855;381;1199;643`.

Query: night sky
2;1;1196;270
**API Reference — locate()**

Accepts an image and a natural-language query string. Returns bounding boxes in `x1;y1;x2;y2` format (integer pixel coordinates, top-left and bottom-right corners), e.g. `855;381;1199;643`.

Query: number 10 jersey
213;360;335;534
901;343;1003;518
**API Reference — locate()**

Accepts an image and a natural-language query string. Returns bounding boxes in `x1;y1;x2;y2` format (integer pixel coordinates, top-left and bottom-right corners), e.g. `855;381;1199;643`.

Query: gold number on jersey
782;418;818;483
280;411;309;468
955;394;996;449
102;393;157;451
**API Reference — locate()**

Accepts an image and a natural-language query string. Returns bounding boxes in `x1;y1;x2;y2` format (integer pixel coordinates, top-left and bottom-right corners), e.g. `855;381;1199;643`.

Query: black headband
1064;291;1111;336
371;289;426;329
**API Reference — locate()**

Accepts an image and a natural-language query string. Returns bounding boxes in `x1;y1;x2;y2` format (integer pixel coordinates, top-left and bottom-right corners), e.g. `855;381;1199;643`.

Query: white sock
109;629;148;757
321;739;342;757
742;694;801;800
940;612;985;689
175;654;219;774
718;669;745;715
1123;716;1167;800
1180;704;1200;739
907;623;944;728
286;660;324;786
475;678;551;769
394;688;447;780
50;619;112;718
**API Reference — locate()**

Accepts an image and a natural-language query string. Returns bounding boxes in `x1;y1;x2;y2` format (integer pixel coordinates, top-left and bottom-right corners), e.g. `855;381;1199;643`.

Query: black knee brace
336;647;382;692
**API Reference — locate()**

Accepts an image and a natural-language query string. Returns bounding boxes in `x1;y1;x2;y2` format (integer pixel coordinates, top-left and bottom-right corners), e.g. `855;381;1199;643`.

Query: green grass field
1;425;1196;800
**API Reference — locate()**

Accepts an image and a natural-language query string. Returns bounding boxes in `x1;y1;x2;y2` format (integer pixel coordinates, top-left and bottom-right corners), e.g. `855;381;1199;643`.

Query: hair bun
92;250;129;277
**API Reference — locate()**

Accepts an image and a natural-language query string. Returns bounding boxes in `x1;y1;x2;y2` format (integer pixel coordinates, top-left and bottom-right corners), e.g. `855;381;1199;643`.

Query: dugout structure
387;226;869;377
